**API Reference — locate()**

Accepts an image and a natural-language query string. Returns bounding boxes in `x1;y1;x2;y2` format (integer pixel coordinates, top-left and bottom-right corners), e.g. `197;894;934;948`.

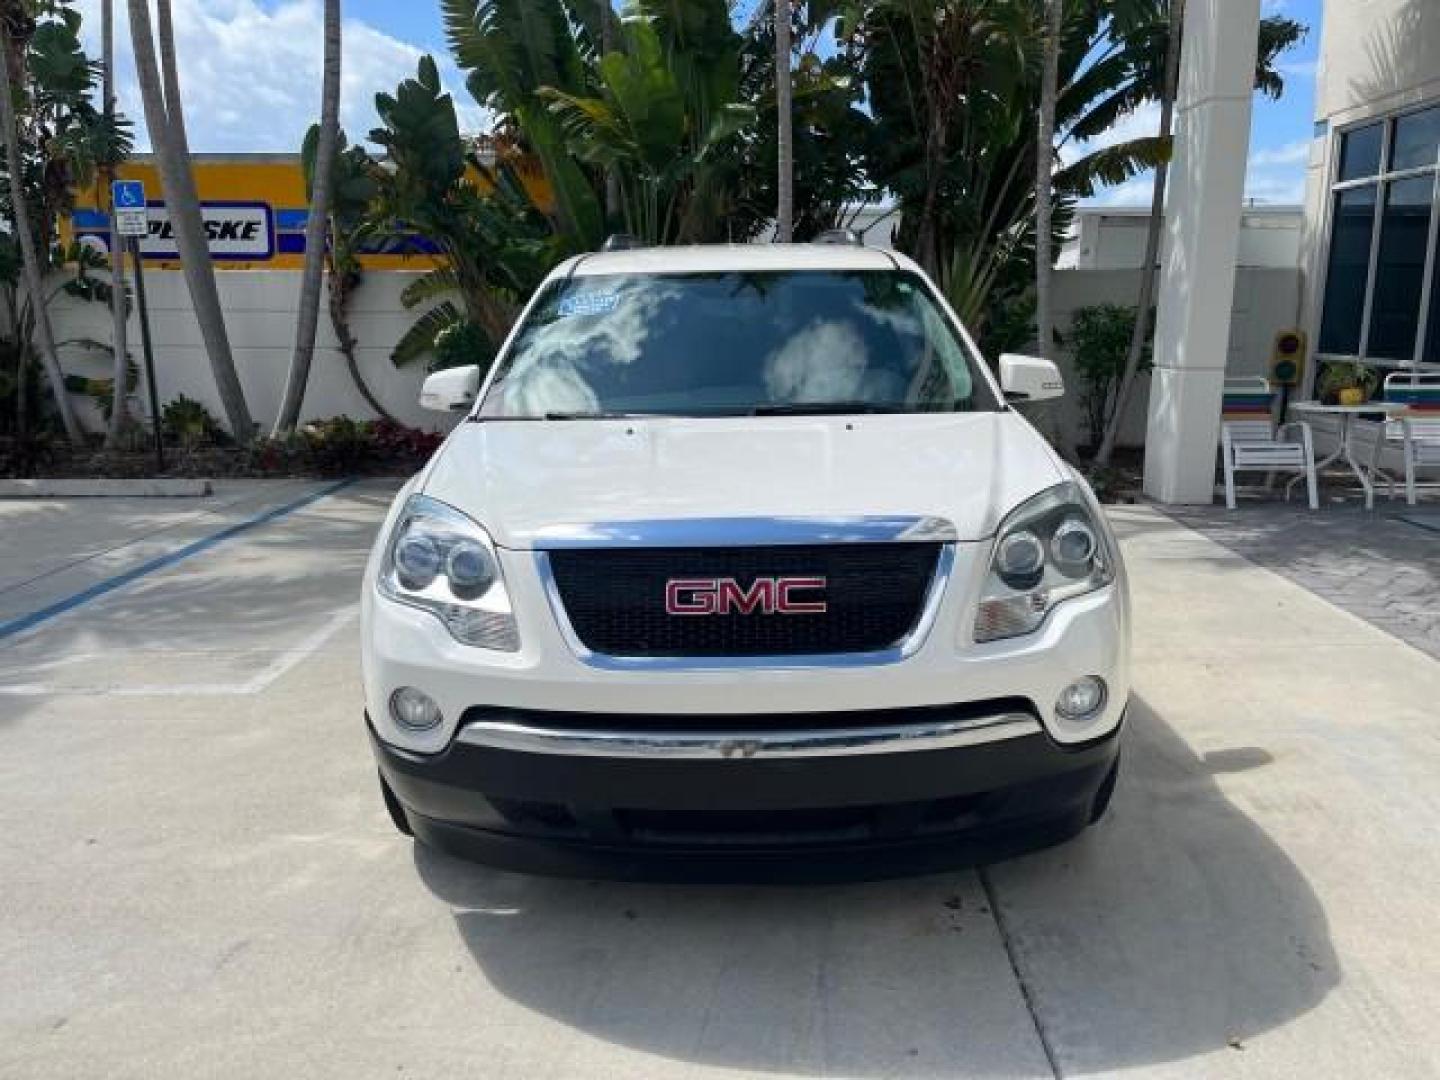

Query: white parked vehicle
362;239;1129;880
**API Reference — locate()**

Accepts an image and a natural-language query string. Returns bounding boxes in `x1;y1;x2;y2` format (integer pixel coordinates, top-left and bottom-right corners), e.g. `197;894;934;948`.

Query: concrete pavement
1;486;1438;1078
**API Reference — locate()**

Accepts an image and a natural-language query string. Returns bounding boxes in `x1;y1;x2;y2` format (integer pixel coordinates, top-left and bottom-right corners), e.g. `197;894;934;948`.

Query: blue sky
81;0;1324;209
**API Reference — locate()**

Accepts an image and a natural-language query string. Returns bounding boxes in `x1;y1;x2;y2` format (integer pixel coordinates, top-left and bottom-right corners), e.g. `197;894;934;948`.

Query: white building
1059;206;1302;270
1299;0;1440;379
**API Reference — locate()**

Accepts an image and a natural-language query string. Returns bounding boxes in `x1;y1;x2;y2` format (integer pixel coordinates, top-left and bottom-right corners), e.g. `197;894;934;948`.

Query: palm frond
392;301;465;368
400;267;463;309
1055;135;1171;199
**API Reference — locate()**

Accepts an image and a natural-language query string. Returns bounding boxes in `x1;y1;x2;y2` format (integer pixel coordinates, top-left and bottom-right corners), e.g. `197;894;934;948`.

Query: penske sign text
139;202;273;260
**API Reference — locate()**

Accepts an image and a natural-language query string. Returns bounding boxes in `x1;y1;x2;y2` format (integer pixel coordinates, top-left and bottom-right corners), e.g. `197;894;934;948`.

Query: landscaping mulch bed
1;418;445;480
1;445;433;480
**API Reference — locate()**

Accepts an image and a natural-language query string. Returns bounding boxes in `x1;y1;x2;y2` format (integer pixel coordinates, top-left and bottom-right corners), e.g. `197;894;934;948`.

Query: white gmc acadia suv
362;239;1129;880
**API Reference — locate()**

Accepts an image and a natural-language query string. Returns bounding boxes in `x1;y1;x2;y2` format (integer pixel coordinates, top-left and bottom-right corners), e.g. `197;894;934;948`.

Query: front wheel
379;772;413;836
1089;753;1121;824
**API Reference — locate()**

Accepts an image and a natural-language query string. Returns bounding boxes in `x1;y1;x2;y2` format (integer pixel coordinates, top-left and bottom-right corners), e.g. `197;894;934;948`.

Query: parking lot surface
3;482;1439;1078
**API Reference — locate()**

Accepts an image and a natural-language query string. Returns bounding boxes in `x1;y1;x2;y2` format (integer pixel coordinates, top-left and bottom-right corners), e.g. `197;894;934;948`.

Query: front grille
546;543;943;657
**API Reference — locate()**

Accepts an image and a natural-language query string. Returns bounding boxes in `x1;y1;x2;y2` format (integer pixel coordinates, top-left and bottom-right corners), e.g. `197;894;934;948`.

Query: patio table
1288;400;1407;510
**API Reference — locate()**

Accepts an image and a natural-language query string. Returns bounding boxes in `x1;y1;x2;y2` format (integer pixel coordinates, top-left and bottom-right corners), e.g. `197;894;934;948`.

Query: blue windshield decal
557;293;620;318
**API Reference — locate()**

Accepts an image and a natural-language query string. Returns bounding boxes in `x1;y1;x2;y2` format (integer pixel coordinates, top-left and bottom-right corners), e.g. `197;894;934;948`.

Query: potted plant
1317;361;1378;406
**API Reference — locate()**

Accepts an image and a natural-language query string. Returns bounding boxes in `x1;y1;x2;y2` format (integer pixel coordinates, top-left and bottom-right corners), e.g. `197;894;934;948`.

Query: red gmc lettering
775;576;827;613
665;577;827;615
665;578;718;615
716;578;774;614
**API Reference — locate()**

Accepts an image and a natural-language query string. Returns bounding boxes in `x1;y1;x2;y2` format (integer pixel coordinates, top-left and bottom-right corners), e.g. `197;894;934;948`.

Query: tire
379;772;413;836
1089;753;1121;825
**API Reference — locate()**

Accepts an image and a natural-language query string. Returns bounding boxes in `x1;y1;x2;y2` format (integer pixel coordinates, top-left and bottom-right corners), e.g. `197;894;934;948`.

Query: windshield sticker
557;293;620;318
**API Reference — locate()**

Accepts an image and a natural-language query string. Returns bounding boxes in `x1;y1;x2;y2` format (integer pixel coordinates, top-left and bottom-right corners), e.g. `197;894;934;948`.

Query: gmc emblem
665;576;828;616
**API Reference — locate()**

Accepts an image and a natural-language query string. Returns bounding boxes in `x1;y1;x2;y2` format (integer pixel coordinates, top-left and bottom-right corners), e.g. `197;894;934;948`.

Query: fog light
390;687;443;732
1056;676;1107;722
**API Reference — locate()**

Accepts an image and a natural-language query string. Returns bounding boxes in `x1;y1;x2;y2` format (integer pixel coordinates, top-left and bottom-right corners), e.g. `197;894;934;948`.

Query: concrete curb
0;478;213;498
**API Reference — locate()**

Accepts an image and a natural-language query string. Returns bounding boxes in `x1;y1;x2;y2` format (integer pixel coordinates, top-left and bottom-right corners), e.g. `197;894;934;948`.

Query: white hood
421;412;1065;549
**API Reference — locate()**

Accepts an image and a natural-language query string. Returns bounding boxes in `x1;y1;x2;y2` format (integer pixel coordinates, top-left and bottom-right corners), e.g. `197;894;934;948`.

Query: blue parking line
0;479;354;642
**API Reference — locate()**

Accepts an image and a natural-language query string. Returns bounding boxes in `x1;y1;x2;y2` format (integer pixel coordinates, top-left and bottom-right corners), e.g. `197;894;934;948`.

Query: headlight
973;482;1114;643
378;494;519;650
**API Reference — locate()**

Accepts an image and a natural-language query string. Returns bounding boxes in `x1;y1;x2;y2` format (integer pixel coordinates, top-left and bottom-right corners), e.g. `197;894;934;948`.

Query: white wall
1313;0;1440;125
1061;208;1302;270
47;260;1298;452
1045;266;1302;450
52;269;450;436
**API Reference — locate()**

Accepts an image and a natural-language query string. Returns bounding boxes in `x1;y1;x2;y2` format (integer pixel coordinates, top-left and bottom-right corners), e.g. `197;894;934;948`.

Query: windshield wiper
749;401;910;416
544;410;674;420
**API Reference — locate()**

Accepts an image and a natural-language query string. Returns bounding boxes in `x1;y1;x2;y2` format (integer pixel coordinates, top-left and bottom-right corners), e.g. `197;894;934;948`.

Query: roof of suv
566;242;910;277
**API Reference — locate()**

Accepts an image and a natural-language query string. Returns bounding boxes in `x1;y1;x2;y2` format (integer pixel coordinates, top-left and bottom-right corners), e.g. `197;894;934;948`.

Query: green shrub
1059;304;1152;452
299;416;376;475
161;395;223;448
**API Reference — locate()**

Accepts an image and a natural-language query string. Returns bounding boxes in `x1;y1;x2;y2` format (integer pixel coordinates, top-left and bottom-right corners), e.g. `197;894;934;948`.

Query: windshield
478;270;999;418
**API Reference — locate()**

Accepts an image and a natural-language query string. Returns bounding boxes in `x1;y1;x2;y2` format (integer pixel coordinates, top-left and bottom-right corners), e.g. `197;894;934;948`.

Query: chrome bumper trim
529;515;959;549
454;712;1040;759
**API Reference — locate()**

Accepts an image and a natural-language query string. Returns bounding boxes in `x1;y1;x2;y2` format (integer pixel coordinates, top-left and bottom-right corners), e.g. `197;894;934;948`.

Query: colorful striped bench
1377;372;1440;506
1219;377;1318;510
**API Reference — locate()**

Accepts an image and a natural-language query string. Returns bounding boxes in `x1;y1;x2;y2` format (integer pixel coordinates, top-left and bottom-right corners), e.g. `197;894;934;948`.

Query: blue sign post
111;179;162;470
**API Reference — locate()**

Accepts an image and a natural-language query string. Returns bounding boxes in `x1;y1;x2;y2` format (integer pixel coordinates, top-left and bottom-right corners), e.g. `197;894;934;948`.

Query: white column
1143;0;1261;504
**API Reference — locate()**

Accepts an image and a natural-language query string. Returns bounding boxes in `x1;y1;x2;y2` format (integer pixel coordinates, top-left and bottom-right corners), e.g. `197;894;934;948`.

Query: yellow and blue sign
69;157;444;270
70;154;555;271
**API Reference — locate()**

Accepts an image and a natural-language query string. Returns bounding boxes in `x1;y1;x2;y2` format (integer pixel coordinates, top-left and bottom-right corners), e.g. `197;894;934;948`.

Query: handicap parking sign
111;180;149;238
112;180;145;209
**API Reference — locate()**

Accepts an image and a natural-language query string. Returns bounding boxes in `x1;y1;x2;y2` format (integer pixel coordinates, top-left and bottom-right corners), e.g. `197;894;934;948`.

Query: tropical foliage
0;0;132;448
368;56;552;371
836;0;1304;350
358;0;1304;369
4;0;1308;460
1058;301;1151;449
297;123;395;421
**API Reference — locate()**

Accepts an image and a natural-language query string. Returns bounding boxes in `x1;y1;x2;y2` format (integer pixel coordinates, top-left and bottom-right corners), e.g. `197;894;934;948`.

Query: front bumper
362;539;1130;755
370;703;1123;882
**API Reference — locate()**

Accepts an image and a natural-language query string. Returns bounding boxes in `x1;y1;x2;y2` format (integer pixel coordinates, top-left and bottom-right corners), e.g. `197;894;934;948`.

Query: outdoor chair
1373;371;1440;506
1219;376;1318;510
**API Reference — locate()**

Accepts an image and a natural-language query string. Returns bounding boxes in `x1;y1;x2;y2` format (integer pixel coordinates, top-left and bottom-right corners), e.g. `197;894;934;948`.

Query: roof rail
601;233;645;252
814;228;864;247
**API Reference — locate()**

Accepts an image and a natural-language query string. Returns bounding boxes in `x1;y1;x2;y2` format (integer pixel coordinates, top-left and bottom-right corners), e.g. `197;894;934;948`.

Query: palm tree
1094;0;1184;468
127;0;253;440
599;0;619;222
274;0;341;436
102;0;129;448
298;126;393;422
1034;0;1062;365
775;0;793;242
0;11;81;443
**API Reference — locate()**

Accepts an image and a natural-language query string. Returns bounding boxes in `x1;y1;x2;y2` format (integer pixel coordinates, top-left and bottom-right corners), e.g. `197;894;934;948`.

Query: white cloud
1250;139;1309;167
75;0;486;154
1089;159;1307;209
1094;179;1155;208
1243;172;1307;205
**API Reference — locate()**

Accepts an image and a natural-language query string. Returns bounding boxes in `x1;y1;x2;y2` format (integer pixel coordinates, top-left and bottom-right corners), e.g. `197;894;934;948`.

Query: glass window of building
1318;107;1440;367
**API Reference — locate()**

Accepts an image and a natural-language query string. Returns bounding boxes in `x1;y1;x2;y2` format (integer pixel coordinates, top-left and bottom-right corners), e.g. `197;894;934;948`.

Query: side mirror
419;365;480;413
999;353;1065;402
